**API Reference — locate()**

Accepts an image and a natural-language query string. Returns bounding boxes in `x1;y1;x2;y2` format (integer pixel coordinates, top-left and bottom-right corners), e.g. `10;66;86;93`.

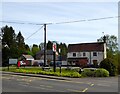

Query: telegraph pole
44;24;46;67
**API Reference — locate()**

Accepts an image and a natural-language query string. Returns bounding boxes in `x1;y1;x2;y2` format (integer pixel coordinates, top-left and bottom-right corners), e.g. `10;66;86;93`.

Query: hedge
81;68;109;77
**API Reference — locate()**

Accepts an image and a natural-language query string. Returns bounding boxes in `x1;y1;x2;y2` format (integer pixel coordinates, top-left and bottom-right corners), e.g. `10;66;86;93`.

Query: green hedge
81;68;109;77
3;68;81;78
81;69;95;77
99;58;116;76
94;69;109;77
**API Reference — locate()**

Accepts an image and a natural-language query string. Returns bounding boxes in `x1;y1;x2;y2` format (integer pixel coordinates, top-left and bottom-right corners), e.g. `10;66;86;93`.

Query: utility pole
44;24;46;67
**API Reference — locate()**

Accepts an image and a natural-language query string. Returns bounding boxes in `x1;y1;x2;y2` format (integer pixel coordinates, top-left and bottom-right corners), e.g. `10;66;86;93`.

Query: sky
1;1;119;49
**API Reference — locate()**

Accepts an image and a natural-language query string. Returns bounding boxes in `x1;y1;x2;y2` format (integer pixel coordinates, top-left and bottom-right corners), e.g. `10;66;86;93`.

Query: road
1;73;119;93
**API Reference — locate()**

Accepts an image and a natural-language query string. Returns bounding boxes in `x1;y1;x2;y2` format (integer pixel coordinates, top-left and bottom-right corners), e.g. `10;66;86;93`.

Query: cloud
2;2;118;46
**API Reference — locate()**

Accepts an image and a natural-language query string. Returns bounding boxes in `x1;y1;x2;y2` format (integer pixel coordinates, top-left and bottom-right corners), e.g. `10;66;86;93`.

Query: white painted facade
67;51;104;65
67;43;107;65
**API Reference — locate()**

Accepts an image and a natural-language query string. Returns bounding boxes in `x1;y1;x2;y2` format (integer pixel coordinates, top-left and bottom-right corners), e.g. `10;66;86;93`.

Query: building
19;54;34;66
20;54;34;61
36;50;59;60
67;42;106;67
36;50;68;66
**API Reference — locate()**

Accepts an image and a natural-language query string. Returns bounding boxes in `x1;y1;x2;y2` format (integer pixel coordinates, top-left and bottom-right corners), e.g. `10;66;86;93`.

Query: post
8;58;9;70
53;52;56;72
59;48;62;73
44;24;46;67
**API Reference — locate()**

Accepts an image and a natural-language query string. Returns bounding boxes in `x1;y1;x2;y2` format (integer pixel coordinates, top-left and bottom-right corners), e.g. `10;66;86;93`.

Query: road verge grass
2;67;81;78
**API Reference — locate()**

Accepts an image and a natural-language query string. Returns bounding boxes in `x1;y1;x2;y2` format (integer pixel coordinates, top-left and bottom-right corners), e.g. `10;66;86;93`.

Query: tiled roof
23;55;34;59
36;50;54;55
68;42;104;52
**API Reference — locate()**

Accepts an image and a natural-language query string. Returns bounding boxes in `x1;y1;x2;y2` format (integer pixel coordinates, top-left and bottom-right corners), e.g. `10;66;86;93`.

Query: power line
0;21;52;25
0;16;119;25
54;16;119;24
25;25;43;40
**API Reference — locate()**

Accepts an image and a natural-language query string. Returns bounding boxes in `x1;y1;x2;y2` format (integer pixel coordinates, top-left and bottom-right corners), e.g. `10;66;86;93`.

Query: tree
97;34;118;52
2;25;17;47
60;43;68;56
98;35;119;75
25;44;30;51
31;44;40;58
16;31;27;57
47;40;52;50
39;42;44;50
1;25;18;65
99;58;116;76
16;31;25;49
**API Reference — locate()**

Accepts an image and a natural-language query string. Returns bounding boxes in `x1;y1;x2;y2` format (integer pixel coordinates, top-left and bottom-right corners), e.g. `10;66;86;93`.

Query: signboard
52;42;56;52
9;59;18;65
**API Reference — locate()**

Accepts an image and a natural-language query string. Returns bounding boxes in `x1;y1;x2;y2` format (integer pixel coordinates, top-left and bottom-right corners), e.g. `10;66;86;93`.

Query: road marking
90;84;94;86
82;88;88;92
67;89;82;92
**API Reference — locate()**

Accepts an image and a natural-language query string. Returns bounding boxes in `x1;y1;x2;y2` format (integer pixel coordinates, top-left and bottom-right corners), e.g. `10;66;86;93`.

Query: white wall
67;51;104;64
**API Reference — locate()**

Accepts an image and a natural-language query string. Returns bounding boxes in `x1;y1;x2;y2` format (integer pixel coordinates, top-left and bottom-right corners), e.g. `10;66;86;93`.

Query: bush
81;68;109;77
99;58;116;76
70;72;81;78
94;68;109;77
81;69;95;77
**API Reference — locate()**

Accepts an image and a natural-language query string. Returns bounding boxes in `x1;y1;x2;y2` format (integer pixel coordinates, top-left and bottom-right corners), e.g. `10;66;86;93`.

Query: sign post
53;42;56;72
59;48;62;74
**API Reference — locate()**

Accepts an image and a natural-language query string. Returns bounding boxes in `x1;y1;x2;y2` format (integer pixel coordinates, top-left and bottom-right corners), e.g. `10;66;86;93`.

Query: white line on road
82;88;88;92
90;84;94;86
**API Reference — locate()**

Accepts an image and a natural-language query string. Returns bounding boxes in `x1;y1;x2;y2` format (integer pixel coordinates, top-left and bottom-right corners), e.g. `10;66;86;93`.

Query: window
93;52;97;56
83;52;86;56
73;53;76;57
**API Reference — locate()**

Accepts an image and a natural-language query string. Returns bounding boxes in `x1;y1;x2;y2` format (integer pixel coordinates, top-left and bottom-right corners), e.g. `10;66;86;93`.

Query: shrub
94;68;109;77
81;69;95;77
81;68;109;77
70;72;81;78
99;58;116;76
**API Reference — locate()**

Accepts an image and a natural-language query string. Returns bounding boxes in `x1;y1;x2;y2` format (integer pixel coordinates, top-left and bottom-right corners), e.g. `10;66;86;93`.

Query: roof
36;50;54;55
22;55;34;60
68;42;104;52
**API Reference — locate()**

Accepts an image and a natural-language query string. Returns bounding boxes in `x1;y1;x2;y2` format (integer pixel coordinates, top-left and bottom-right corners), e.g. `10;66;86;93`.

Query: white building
67;42;107;67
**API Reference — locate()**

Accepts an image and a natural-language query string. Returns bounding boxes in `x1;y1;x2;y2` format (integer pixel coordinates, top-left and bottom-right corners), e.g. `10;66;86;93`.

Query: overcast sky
1;2;119;49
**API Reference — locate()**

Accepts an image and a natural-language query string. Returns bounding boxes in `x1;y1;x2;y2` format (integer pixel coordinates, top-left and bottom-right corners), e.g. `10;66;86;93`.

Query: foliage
81;69;95;77
31;44;40;58
47;41;53;50
81;68;109;77
98;34;119;75
94;68;109;77
2;67;81;78
99;58;116;76
97;34;118;52
16;31;25;50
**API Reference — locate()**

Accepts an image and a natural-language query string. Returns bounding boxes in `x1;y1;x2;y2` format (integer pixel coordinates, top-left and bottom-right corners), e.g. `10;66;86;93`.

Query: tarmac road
1;73;119;93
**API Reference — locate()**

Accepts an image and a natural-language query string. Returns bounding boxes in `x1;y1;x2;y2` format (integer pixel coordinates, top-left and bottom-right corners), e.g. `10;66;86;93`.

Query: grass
2;66;81;78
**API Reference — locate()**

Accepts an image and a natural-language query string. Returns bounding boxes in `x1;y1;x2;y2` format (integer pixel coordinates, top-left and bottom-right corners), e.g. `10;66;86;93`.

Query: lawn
2;66;81;78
